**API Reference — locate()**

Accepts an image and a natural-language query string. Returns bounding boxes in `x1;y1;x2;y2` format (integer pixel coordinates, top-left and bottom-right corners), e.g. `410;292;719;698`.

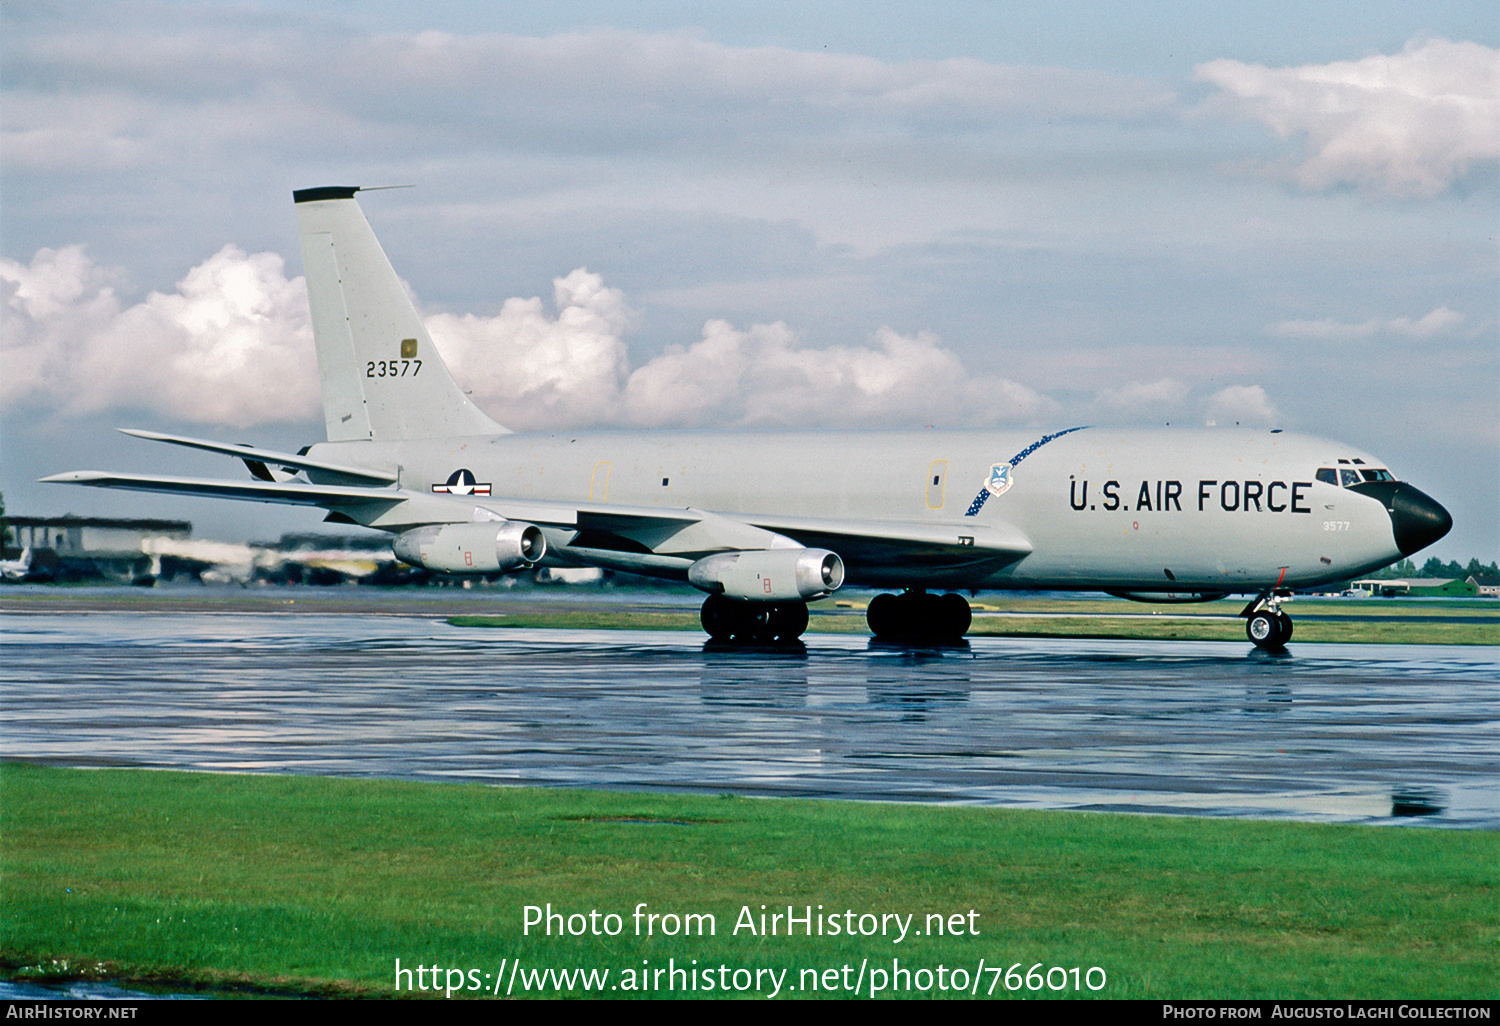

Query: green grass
3;764;1494;999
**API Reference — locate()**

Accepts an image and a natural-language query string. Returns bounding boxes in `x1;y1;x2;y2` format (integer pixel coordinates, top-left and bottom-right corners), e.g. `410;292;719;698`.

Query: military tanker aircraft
44;187;1453;649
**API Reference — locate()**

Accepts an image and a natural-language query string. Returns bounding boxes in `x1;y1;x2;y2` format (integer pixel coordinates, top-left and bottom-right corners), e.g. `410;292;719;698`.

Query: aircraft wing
476;500;1032;577
42;468;1032;580
461;499;1031;564
742;514;1031;572
117;429;398;484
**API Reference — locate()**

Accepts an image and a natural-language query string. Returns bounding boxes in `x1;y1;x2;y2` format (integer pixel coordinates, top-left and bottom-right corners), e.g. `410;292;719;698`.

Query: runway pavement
2;603;1494;827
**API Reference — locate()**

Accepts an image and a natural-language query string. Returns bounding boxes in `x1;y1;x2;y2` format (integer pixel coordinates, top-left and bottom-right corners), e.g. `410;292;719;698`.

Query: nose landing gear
1242;590;1294;650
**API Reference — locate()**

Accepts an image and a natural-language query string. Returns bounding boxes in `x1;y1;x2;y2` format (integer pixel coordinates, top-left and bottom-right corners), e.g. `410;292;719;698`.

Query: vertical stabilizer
293;186;507;442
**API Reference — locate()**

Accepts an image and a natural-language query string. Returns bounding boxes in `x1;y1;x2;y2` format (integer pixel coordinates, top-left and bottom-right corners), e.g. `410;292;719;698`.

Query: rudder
293;186;507;442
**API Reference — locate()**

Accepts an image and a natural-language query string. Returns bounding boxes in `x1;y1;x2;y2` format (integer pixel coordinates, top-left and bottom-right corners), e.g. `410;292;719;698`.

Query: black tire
1247;610;1284;650
768;601;809;641
1277;612;1293;644
701;594;739;641
867;593;899;638
938;592;972;639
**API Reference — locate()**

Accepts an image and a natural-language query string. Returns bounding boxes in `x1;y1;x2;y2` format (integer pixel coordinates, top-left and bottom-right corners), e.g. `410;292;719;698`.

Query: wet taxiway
2;607;1495;827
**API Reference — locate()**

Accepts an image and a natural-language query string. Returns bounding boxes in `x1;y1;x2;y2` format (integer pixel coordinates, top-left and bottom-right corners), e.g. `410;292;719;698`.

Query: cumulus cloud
425;269;634;430
1;244;318;426
4;246;1054;431
1268;306;1465;340
1194;38;1499;197
619;322;1055;428
1094;378;1191;419
1205;385;1279;427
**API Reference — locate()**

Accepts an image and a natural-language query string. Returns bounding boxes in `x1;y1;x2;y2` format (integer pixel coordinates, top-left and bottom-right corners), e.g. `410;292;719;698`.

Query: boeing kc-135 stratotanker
44;187;1453;649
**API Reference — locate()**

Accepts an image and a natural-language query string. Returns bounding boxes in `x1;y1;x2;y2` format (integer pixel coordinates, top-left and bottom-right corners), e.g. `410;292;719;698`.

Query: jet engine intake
688;548;844;601
393;521;546;574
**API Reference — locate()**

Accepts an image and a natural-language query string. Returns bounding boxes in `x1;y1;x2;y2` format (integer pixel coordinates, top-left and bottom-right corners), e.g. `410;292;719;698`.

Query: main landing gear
866;589;972;643
1242;590;1294;651
700;593;809;643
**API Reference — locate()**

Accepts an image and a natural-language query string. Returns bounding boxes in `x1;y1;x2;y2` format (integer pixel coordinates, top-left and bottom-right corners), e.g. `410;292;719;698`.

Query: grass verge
2;764;1494;999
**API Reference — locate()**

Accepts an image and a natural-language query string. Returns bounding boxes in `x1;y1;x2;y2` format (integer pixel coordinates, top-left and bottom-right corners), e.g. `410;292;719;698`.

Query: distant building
1350;577;1479;598
5;515;193;582
7;516;191;556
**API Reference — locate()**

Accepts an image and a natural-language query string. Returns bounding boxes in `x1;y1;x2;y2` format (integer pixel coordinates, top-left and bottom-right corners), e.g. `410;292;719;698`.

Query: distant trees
1414;556;1500;585
1380;558;1417;579
1365;556;1499;585
1465;558;1500;586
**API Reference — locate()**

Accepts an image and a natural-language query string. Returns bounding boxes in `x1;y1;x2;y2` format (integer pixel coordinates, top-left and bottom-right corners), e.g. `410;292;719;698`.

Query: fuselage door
591;461;611;503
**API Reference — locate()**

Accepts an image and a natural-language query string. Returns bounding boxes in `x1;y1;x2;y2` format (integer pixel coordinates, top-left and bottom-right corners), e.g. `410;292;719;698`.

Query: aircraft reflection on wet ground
2;611;1494;827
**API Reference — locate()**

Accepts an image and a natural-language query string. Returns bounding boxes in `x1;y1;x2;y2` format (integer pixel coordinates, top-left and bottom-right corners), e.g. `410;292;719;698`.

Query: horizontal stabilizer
118;429;397;485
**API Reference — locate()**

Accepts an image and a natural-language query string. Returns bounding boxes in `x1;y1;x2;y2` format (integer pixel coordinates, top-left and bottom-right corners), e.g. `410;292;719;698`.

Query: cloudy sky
3;1;1496;560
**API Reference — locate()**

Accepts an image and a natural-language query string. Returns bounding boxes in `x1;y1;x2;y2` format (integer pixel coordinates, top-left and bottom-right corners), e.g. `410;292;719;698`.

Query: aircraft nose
1389;484;1454;556
1352;482;1453;556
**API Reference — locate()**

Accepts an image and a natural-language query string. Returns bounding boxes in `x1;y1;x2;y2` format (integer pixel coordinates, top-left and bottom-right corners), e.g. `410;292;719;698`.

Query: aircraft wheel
866;593;899;638
938;592;972;639
867;591;972;641
767;601;809;642
701;594;739;641
740;603;774;642
1246;610;1287;650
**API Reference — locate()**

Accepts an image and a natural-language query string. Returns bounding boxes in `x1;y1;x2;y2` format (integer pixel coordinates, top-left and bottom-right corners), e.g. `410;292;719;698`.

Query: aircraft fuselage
307;425;1416;593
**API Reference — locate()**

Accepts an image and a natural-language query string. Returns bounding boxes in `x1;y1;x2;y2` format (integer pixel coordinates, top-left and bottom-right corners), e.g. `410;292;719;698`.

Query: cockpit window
1320;465;1397;487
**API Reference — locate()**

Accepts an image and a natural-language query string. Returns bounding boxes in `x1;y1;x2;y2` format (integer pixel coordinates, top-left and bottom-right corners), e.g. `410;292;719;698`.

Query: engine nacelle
393;521;546;574
688;548;844;601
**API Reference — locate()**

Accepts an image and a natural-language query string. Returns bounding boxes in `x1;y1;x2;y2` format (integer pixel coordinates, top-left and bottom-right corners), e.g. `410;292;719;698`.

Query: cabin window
1339;469;1362;488
1316;468;1337;486
1361;468;1395;483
